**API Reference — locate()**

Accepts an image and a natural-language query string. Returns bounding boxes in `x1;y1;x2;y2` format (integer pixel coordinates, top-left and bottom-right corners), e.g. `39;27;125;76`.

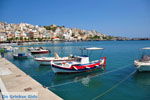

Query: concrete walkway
0;58;63;100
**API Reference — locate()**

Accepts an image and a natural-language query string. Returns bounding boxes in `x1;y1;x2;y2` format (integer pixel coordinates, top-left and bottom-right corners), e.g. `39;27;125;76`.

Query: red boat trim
31;51;49;54
71;62;100;69
51;61;102;70
36;59;74;62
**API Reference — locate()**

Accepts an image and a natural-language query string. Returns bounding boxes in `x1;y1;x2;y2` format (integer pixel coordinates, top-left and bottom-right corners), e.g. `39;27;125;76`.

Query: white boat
51;47;106;74
27;47;35;51
35;53;75;65
134;47;150;71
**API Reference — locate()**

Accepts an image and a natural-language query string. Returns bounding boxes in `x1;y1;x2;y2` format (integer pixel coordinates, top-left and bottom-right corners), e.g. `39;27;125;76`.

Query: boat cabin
140;47;150;62
140;55;150;62
74;55;89;64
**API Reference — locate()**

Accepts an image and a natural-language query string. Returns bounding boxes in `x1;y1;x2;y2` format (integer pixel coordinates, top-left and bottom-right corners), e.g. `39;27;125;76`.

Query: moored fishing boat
51;47;106;74
35;53;75;65
30;47;50;54
13;53;32;59
3;46;13;52
134;47;150;71
27;47;34;51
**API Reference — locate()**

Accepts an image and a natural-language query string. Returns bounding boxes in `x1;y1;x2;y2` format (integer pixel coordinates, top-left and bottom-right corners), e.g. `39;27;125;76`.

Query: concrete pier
0;58;63;100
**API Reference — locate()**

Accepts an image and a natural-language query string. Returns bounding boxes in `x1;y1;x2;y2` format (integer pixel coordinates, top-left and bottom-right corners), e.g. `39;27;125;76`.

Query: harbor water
5;40;150;100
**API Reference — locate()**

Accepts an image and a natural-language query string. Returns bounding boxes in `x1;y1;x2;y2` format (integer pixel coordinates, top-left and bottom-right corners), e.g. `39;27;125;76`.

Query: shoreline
0;58;63;100
0;39;150;46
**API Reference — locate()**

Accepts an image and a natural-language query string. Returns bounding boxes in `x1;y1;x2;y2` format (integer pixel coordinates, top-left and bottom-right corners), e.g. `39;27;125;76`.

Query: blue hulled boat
13;53;32;59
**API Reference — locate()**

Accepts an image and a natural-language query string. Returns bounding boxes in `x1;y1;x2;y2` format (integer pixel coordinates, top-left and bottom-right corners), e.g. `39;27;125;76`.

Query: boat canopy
85;47;104;50
142;47;150;50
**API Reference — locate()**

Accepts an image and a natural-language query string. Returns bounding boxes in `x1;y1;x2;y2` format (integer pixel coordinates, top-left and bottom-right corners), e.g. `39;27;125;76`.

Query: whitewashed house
0;33;7;42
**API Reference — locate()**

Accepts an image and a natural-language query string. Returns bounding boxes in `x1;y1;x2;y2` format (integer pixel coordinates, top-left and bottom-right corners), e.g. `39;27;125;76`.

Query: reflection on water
133;72;150;86
36;65;51;72
51;69;104;87
81;77;90;87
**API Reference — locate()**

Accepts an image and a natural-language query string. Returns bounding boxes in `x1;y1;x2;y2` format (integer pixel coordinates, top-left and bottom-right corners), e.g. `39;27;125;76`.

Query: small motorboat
51;47;106;74
134;47;150;71
30;47;50;54
4;46;13;52
35;53;75;65
27;47;35;51
13;53;32;59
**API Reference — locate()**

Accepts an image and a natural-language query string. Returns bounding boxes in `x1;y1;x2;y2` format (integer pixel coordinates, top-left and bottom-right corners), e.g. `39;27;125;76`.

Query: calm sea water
5;41;150;100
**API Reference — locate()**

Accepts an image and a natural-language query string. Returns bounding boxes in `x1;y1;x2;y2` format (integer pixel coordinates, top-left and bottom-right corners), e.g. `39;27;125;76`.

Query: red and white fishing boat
51;47;106;74
35;53;75;65
30;47;50;54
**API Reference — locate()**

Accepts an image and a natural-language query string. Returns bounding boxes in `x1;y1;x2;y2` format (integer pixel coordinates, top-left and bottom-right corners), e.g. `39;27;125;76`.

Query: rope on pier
48;64;132;88
92;70;136;100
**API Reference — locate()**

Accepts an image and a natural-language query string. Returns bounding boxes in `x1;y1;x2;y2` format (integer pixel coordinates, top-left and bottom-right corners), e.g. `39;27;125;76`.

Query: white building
0;33;7;42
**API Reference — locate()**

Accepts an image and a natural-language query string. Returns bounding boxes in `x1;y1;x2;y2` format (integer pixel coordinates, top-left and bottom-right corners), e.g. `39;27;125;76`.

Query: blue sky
0;0;150;38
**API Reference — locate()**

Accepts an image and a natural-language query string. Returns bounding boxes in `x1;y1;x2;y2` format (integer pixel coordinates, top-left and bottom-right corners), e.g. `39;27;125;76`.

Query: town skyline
0;0;150;38
0;21;111;42
0;21;149;42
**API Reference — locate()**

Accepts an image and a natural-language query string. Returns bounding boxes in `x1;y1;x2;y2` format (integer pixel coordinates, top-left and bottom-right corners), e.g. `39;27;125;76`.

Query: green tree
20;37;23;41
0;48;5;53
15;37;19;40
44;26;57;32
38;38;43;41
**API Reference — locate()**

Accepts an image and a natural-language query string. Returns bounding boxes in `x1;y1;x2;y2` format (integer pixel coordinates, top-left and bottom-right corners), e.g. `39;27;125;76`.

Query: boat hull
51;65;103;74
31;51;49;54
137;65;150;72
36;60;74;65
13;56;28;59
134;60;150;71
37;61;51;65
35;58;75;65
5;50;13;52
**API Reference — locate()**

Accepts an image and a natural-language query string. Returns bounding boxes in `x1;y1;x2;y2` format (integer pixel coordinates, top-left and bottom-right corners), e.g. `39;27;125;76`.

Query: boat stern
100;57;106;68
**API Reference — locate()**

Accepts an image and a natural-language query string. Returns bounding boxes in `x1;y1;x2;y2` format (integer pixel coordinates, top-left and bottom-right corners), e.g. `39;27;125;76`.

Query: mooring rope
92;70;136;100
86;64;133;79
48;64;132;88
